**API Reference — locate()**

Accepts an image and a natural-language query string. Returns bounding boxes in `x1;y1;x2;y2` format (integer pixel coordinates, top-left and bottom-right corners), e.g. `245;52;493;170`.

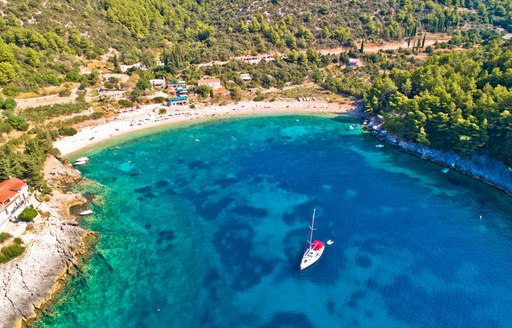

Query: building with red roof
0;178;29;229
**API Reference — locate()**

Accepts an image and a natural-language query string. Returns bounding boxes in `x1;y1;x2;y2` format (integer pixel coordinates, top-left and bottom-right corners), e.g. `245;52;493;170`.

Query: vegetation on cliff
365;39;512;165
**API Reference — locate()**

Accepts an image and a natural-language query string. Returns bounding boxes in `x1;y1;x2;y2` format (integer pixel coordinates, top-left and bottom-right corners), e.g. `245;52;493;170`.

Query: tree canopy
365;39;512;164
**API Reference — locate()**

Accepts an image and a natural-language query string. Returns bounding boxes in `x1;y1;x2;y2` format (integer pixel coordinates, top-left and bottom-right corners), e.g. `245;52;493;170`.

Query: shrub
194;85;212;98
2;85;21;97
13;238;22;245
75;90;86;102
118;99;133;108
3;98;17;110
0;232;11;243
0;121;13;134
158;108;167;114
6;115;29;131
90;111;105;120
58;89;72;97
59;126;78;136
18;205;38;222
190;104;196;109
0;244;25;263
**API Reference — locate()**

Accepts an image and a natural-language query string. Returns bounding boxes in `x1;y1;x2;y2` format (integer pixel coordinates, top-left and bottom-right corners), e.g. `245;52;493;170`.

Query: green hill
0;0;510;94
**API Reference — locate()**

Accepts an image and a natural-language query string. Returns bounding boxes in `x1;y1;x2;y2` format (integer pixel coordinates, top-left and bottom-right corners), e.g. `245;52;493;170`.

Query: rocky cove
0;156;95;328
364;116;512;197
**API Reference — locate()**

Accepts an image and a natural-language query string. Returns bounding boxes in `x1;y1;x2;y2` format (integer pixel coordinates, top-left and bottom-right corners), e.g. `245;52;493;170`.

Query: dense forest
0;0;511;94
365;39;512;165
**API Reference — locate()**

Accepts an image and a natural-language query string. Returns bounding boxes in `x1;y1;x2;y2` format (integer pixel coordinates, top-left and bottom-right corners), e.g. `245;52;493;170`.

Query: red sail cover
312;240;324;250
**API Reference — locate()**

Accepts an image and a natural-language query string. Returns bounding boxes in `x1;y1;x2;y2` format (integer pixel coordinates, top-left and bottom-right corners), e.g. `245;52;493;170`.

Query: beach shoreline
55;100;357;157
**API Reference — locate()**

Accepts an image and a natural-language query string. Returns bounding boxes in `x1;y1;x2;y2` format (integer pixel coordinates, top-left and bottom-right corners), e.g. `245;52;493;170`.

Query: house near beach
0;178;29;229
347;58;363;68
120;63;146;73
150;78;166;88
166;95;189;106
168;81;187;89
98;90;125;101
198;78;222;90
240;73;252;82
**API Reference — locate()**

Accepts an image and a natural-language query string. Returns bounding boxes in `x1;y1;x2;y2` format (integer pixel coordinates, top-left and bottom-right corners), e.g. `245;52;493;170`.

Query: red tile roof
0;178;27;204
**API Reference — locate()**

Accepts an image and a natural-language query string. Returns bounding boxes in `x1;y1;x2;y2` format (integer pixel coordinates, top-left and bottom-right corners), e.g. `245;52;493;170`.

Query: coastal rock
0;155;93;328
364;117;512;195
44;155;82;189
0;218;91;328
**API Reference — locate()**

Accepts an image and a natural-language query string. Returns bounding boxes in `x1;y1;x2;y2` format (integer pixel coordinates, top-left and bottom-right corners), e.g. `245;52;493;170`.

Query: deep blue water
33;115;512;327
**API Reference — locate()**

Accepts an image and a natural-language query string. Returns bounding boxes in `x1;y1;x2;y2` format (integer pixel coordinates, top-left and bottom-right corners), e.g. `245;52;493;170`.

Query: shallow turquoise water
33;115;512;327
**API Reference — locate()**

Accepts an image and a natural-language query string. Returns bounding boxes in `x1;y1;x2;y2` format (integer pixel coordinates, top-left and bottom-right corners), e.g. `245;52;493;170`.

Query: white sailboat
300;209;325;271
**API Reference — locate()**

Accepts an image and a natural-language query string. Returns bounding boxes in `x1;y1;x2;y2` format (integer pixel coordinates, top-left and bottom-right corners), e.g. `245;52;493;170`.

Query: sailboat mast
308;208;316;248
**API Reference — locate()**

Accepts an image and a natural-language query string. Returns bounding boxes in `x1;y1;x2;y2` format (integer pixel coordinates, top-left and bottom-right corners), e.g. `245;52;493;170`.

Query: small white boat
442;168;449;173
375;144;384;148
194;138;200;142
79;210;93;216
300;209;325;271
74;160;87;166
349;125;354;130
327;240;334;245
76;157;89;162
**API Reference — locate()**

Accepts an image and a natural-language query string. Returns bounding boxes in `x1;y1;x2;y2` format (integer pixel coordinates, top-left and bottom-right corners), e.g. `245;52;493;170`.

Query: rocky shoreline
364;117;512;197
0;156;95;328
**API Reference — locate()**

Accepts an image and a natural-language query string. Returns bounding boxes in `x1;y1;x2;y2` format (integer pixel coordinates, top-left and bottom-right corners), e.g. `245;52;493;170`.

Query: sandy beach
55;100;356;156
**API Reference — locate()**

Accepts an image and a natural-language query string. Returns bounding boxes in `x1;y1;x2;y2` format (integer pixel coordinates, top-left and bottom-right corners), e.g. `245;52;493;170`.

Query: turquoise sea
32;115;512;327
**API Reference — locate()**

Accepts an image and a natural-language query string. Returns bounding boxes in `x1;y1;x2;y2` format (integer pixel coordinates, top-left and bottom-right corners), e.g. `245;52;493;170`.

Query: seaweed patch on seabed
188;160;210;170
155;180;169;188
214;177;238;188
156;230;175;252
212;222;274;290
229;205;267;217
260;312;316;328
134;186;152;193
196;197;235;221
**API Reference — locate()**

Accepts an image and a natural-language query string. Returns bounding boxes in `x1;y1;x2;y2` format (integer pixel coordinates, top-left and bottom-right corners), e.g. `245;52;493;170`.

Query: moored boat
79;210;93;216
300;209;325;270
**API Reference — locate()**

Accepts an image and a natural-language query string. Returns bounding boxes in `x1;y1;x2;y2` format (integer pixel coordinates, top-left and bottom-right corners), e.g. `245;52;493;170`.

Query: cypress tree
360;39;365;53
421;33;426;48
113;54;119;69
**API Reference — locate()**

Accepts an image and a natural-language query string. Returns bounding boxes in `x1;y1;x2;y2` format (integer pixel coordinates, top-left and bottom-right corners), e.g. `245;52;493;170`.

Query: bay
32;115;512;328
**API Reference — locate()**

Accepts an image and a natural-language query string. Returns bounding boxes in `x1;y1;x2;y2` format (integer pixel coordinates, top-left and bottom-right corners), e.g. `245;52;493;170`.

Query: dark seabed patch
134;186;152;193
229;205;268;217
155;180;169;188
260;312;316;328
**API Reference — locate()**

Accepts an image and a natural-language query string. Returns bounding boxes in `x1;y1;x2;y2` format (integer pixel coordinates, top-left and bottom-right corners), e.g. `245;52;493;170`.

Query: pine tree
0;156;12;181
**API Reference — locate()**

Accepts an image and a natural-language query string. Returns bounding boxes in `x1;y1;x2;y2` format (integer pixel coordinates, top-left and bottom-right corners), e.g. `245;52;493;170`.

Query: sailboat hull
300;245;325;270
